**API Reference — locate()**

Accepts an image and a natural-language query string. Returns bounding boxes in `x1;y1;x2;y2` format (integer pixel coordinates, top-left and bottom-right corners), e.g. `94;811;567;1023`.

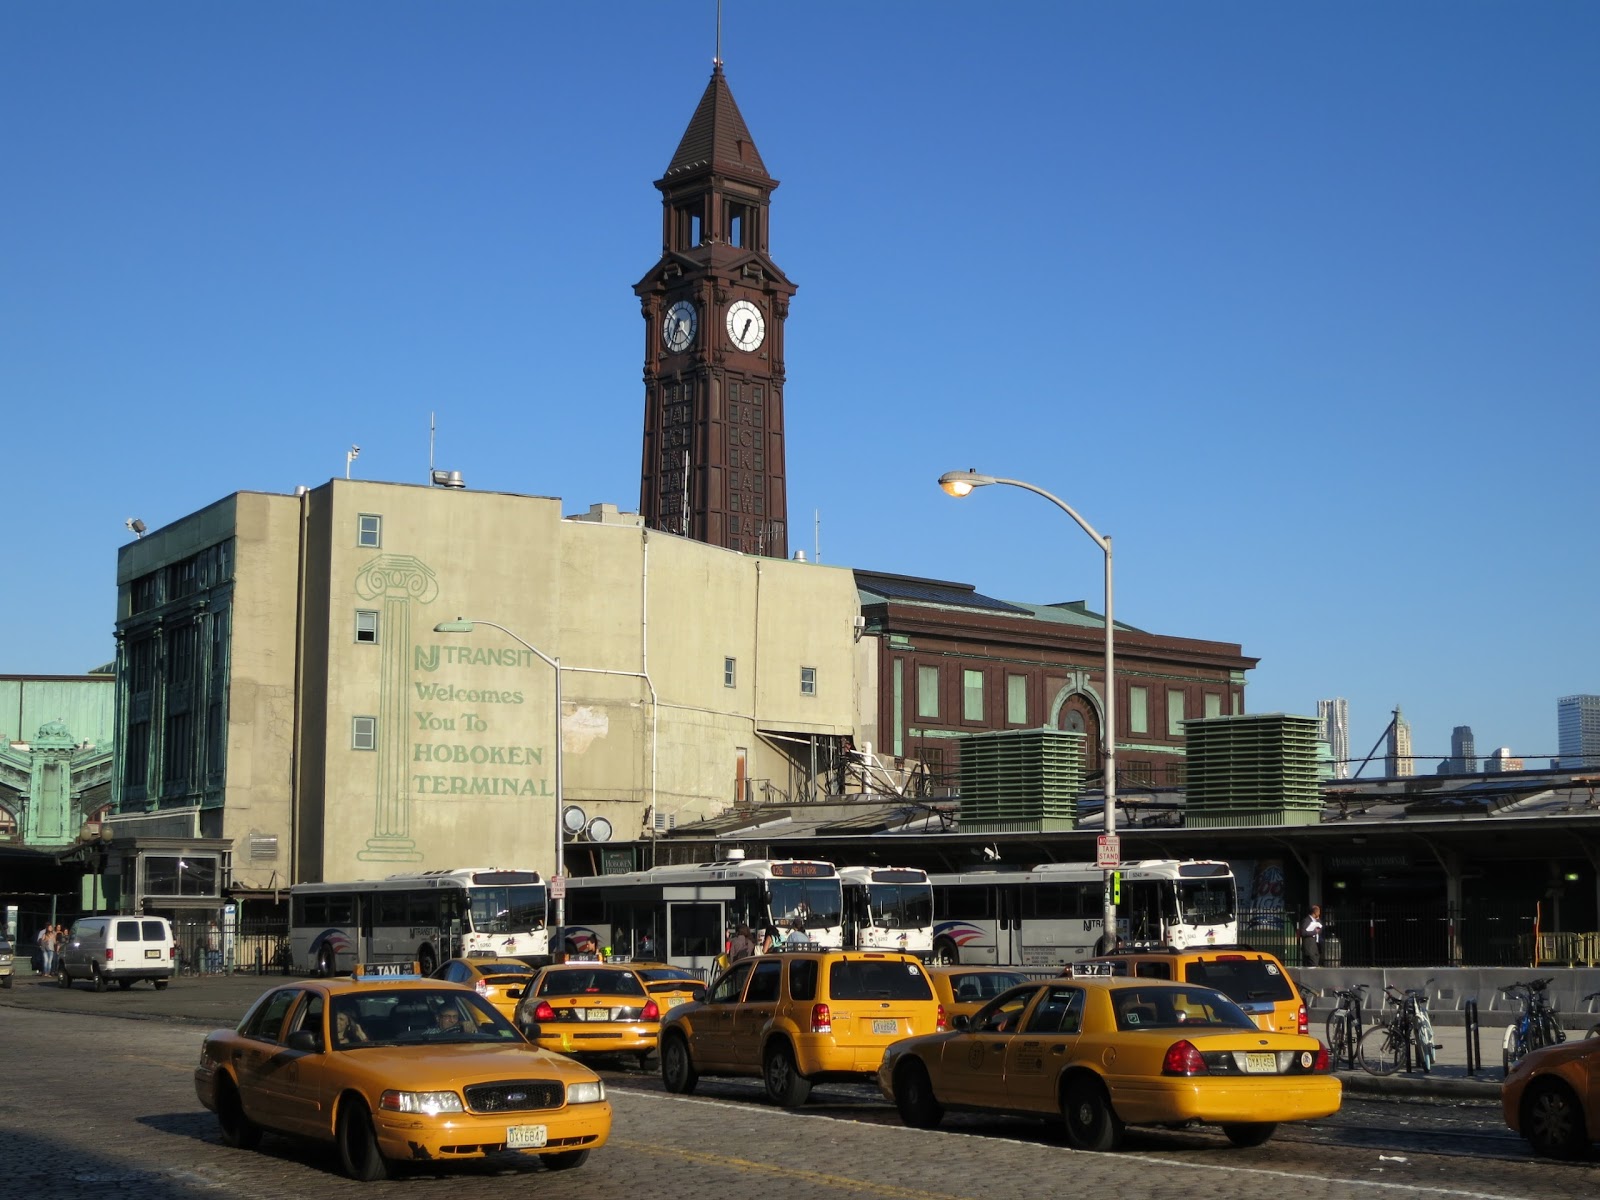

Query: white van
58;915;176;991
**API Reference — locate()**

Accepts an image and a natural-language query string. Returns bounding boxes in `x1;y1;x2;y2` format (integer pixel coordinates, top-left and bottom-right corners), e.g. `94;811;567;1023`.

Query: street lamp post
938;469;1119;951
433;619;565;940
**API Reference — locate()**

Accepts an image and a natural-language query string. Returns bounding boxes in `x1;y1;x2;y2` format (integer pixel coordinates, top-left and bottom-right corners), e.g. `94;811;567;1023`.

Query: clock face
725;299;766;352
662;300;696;353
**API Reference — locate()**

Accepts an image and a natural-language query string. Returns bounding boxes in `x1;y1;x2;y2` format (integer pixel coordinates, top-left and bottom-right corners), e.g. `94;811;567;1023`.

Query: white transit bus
288;868;549;976
927;859;1238;967
563;856;844;974
838;865;934;957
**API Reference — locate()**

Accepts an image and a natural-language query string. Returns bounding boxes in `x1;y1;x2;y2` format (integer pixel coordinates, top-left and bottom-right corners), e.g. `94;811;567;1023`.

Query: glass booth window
143;854;219;897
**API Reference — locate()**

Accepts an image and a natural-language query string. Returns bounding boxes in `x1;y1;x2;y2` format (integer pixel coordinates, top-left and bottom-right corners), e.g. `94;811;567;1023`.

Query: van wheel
215;1078;263;1150
933;939;960;966
57;962;72;989
418;945;437;976
763;1043;812;1108
92;964;108;993
118;978;133;990
660;1033;698;1094
154;979;169;990
1;975;10;989
336;1098;389;1181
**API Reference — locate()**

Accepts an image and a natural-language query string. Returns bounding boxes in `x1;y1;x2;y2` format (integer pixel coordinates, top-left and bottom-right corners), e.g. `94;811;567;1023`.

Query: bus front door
666;900;725;976
997;885;1024;967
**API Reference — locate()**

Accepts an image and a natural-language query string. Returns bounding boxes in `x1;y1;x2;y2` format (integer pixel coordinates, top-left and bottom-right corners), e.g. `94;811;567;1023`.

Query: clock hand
741;319;752;339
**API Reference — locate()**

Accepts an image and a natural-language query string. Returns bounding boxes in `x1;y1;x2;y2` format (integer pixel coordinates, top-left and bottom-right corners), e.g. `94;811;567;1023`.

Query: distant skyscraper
1557;695;1600;769
1385;705;1414;777
1485;747;1524;773
1450;725;1477;774
1317;698;1350;780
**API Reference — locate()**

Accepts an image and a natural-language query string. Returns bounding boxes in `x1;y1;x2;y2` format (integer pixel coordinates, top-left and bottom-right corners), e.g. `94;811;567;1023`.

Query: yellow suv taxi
659;949;946;1107
1076;946;1307;1036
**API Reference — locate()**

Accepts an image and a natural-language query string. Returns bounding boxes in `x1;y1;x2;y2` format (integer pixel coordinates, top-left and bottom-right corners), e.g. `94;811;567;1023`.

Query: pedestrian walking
1299;905;1323;967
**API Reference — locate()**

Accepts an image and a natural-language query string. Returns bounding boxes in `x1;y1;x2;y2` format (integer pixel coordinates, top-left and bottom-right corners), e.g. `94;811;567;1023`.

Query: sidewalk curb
1337;1071;1502;1102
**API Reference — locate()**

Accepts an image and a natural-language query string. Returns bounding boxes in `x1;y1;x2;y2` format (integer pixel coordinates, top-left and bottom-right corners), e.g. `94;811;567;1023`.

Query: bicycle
1501;977;1565;1075
1583;991;1600;1037
1323;982;1368;1070
1359;980;1437;1076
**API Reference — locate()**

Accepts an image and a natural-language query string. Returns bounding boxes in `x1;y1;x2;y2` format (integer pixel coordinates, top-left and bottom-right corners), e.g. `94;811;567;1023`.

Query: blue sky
3;3;1595;767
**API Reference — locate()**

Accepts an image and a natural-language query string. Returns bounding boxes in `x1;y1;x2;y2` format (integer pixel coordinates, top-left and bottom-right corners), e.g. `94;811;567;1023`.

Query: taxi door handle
1050;1045;1066;1055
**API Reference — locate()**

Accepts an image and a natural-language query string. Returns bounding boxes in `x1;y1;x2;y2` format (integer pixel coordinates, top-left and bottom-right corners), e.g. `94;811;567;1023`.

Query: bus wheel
318;946;337;978
418;945;437;976
933;939;959;966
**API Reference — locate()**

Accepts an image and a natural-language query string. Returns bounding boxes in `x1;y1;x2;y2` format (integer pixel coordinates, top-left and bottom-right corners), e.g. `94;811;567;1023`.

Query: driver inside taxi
436;1005;464;1034
334;1006;369;1046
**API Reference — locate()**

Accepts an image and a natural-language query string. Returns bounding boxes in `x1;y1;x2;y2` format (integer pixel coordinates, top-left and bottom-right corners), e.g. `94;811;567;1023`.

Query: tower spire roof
661;67;773;187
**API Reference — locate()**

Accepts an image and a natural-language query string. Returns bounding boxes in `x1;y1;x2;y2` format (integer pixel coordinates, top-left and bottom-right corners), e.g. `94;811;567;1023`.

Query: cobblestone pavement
2;971;1593;1200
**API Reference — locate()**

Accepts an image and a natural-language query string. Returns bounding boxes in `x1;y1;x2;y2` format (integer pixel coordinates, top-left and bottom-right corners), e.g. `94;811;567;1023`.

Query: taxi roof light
353;961;425;981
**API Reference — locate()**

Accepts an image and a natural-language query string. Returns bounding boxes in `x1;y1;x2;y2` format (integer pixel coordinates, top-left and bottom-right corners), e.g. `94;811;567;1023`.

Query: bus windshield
1177;878;1235;924
468;885;547;933
769;878;842;930
867;883;933;931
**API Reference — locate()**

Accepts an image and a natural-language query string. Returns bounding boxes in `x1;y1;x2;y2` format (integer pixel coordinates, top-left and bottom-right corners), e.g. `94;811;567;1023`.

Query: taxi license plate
580;1008;615;1021
873;1019;898;1035
145;949;161;959
506;1125;547;1149
1243;1053;1277;1074
663;997;683;1010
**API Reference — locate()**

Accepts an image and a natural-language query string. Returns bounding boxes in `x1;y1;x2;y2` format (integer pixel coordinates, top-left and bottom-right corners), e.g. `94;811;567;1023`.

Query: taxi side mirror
287;1029;324;1054
691;986;707;1003
952;1014;972;1032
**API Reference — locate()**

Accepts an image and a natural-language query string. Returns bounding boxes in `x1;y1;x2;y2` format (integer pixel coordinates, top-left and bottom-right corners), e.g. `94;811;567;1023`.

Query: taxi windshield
1112;987;1255;1032
332;988;523;1048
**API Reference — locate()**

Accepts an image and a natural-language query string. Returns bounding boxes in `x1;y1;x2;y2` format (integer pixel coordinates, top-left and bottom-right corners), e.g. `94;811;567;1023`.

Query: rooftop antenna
714;0;722;68
429;411;436;481
815;508;821;563
345;445;360;479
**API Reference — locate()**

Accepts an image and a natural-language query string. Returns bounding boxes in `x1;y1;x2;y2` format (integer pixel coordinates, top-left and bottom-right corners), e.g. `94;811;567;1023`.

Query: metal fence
172;915;290;976
1240;902;1553;968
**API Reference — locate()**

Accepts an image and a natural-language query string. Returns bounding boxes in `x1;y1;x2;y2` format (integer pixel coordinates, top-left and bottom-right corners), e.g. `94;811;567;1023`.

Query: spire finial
714;0;723;70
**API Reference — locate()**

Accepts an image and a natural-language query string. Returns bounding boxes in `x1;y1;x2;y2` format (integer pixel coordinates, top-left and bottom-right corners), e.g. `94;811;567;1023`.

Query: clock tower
635;65;796;558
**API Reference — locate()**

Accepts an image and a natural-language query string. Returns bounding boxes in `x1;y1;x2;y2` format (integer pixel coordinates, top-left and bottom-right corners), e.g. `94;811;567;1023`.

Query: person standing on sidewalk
37;926;56;975
1299;905;1323;967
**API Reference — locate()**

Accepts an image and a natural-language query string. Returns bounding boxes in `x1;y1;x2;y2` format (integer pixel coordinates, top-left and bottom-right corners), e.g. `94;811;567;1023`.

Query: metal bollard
1464;1000;1480;1076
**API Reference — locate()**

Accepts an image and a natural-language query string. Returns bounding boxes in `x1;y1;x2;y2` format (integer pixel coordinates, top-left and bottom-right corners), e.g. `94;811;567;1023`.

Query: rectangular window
1204;692;1222;718
1006;674;1027;724
917;665;939;719
892;659;905;757
1167;689;1186;737
1129;686;1148;735
724;657;736;687
355;610;379;644
352;716;377;751
357;514;382;548
800;667;817;697
962;669;984;722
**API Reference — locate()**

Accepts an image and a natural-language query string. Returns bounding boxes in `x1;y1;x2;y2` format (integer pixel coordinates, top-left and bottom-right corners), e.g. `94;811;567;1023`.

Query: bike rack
1464;999;1481;1076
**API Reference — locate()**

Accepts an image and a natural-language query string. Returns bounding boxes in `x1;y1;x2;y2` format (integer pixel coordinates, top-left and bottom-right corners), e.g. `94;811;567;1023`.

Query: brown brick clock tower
635;65;796;557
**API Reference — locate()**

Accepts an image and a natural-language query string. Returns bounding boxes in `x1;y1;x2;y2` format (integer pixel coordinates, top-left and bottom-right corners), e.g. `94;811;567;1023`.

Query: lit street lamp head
433;620;476;633
938;469;997;498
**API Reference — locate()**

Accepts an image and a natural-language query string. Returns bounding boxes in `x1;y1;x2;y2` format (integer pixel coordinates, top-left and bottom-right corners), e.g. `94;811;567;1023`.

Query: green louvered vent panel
957;729;1084;832
1183;713;1322;823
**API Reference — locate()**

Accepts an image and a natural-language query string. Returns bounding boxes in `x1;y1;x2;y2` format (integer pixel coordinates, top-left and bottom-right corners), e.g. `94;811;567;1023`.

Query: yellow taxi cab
878;969;1339;1150
193;963;610;1180
1076;946;1308;1035
659;948;946;1107
432;957;536;1023
626;962;706;1015
514;962;664;1067
1503;1035;1600;1158
929;965;1037;1023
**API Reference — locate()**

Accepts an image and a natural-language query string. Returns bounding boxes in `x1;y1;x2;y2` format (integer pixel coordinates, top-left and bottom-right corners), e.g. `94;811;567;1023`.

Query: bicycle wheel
1360;1023;1404;1076
1324;1011;1352;1069
1412;1018;1434;1072
1503;1025;1523;1077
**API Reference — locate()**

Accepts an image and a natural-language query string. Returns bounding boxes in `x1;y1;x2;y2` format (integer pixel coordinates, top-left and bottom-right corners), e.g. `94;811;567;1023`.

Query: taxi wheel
215;1079;263;1151
1221;1122;1276;1148
543;1149;589;1171
660;1034;699;1094
893;1061;945;1129
1522;1079;1588;1159
763;1044;812;1108
337;1098;390;1181
1061;1078;1123;1152
92;964;108;993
